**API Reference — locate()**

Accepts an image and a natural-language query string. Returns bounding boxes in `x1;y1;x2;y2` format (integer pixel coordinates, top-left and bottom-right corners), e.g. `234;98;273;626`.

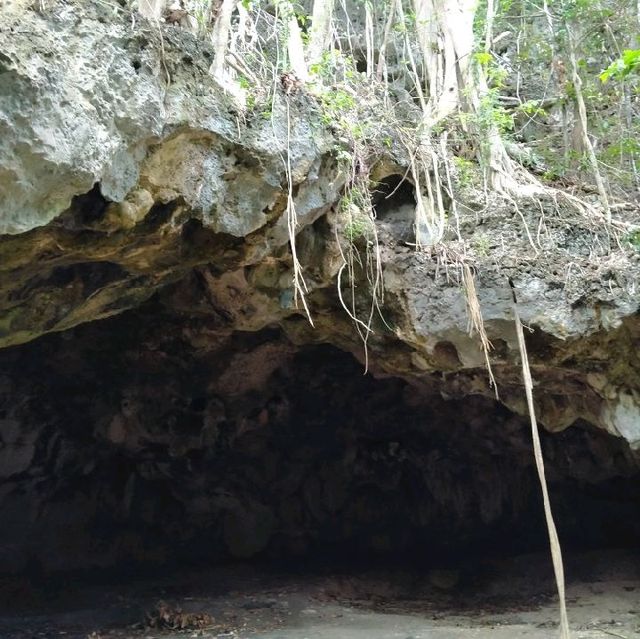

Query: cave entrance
0;315;639;637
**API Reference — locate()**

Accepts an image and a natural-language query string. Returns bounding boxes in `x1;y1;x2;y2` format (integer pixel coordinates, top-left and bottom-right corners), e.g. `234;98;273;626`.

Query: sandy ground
0;550;638;639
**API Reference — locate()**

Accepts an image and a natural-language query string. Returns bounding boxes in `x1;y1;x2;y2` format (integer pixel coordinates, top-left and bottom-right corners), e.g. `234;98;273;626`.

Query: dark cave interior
0;303;639;596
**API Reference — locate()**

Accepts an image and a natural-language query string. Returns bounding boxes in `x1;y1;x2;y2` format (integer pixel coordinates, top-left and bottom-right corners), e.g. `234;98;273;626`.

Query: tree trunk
307;0;335;67
410;0;520;194
364;1;374;79
376;2;396;81
138;0;165;20
286;13;309;82
561;15;611;221
209;0;246;107
210;0;238;80
412;0;476;124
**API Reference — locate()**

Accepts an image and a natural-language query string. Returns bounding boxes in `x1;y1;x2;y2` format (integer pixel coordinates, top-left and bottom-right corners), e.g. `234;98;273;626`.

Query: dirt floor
0;549;638;639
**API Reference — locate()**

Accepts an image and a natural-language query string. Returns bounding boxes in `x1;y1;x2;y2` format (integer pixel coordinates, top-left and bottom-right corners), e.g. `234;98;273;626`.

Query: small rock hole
490;338;509;359
371;175;416;220
433;341;462;369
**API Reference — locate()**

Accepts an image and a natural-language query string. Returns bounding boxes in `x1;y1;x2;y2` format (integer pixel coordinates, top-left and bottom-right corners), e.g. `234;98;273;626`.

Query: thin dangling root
513;294;571;639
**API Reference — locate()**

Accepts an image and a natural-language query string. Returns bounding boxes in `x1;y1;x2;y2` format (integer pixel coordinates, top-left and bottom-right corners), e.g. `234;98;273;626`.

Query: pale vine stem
284;96;314;326
514;301;571;639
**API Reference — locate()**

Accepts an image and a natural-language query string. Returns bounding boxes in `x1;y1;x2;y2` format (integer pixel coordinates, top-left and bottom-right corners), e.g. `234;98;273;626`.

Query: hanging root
284;97;314;325
335;170;387;373
462;264;498;398
513;297;571;639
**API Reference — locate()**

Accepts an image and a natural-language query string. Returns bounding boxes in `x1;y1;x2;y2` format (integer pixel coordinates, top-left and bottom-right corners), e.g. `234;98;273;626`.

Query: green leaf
600;49;640;83
474;52;492;66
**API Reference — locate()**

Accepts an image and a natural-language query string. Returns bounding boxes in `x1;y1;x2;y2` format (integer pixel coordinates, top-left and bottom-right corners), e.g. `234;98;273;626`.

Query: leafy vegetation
600;49;640;82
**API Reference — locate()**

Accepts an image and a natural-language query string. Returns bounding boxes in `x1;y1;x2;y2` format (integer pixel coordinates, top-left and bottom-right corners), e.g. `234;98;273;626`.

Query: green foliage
486;64;509;89
310;49;358;83
473;0;488;41
557;0;616;22
311;49;382;147
339;188;374;243
322;89;356;115
460;55;514;140
320;89;357;130
332;143;354;165
624;229;640;251
479;57;512;132
600;50;640;83
541;169;559;182
192;0;213;33
472;233;491;256
474;52;492;66
517;100;547;118
343;213;373;242
462;89;513;137
453;156;476;187
392;9;416;33
601;137;640;161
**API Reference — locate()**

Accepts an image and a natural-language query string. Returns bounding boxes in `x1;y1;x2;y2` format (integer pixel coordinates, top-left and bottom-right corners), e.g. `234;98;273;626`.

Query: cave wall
0;306;638;576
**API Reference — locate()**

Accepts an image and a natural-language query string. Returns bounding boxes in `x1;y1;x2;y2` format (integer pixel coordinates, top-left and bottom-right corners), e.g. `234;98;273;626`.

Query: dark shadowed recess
0;301;638;593
372;174;416;220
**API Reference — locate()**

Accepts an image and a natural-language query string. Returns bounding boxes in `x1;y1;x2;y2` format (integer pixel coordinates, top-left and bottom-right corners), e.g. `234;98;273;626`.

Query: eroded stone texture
0;4;346;347
0;3;165;233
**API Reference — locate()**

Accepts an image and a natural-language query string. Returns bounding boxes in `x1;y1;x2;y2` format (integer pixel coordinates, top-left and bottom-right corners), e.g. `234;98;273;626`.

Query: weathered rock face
0;1;639;575
0;0;342;347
